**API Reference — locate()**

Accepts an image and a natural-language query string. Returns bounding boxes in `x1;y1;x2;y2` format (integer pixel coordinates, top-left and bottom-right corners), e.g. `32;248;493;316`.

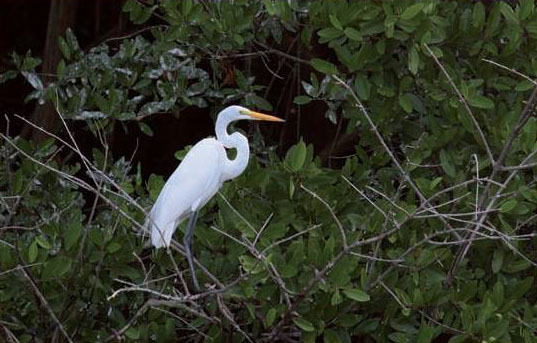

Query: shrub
2;1;537;342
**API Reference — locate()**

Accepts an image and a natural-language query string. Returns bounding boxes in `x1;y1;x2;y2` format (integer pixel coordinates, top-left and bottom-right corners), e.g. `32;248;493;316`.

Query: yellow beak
241;109;285;122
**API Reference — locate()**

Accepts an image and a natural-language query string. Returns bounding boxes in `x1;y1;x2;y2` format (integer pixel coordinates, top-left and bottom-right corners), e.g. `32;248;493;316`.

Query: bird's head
222;105;285;123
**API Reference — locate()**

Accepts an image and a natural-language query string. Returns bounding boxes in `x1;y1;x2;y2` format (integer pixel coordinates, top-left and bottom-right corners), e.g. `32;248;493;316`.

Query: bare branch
300;184;347;248
482;58;537;86
424;43;495;165
19;267;74;343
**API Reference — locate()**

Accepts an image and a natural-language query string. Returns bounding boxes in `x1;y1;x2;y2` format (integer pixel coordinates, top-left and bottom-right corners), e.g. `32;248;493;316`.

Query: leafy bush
2;1;537;342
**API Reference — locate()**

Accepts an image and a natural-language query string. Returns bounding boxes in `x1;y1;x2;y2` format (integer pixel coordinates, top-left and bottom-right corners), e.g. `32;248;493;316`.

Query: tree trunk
23;0;78;142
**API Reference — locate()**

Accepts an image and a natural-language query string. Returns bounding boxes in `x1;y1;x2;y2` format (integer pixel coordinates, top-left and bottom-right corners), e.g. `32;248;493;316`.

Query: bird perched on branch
146;105;284;290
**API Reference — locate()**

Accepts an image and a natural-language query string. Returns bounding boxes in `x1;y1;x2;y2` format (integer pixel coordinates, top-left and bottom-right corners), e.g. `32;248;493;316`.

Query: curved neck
216;114;250;181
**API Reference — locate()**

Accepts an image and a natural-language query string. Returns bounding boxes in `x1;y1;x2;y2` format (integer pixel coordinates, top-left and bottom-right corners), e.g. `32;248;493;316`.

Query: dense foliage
2;1;537;342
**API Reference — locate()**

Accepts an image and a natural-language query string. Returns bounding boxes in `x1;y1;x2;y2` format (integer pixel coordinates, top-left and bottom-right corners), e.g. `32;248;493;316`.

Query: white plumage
149;138;225;248
146;105;284;250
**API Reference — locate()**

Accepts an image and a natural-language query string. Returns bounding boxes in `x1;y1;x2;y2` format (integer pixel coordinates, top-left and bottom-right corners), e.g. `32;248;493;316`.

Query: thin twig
19;267;74;343
424;43;495;165
482;58;537;86
300;184;347;248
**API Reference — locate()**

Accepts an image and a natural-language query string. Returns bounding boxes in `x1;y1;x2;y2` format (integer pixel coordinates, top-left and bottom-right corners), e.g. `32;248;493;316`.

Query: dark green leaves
354;73;371;100
343;288;370;302
123;0;155;24
28;241;38;263
408;46;419;75
472;2;486;29
400;3;425;20
311;58;338;74
265;308;277;327
344;27;362;41
499;199;517;213
399;93;413;113
499;2;519;26
58;36;71;60
285;140;307;172
138;122;154;136
318;28;343;42
329;14;343;31
492;249;504;273
293;317;315;332
4;1;537;342
36;235;51;250
294;95;312;105
439;149;456;178
64;222;82;250
42;256;72;280
468;95;495;109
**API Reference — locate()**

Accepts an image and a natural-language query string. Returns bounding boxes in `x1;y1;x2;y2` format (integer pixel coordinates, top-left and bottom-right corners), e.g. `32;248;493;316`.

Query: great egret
147;105;284;290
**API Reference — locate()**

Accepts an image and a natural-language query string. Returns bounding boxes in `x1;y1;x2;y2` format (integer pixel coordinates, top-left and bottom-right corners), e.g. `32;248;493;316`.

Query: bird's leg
184;210;200;291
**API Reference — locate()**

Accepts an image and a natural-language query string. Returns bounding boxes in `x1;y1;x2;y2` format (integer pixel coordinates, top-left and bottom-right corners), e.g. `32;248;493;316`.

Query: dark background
0;0;352;179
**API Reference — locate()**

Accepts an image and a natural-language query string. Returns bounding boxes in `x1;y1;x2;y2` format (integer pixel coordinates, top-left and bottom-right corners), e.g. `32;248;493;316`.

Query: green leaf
294;95;312;105
174;145;192;162
439;149;456;177
293;317;315;332
65;28;80;53
181;0;192;16
125;327;140;339
492;280;504;307
492;249;504;273
138;122;154;136
400;3;425;20
64;222;82;251
468;95;494;109
515;80;534;92
265;308;277;328
500;2;518;25
35;235;51;250
510;277;533;299
500;199;517;213
344;27;362;41
133;5;155;24
343;288;370;302
519;0;534;20
417;324;434;343
107;242;122;254
426;46;443;58
12;169;23;194
408;45;419;75
448;335;468;343
354;73;371;100
331;289;343;305
472;2;486;29
233;34;244;46
263;0;276;16
0;70;17;84
285;140;307;172
301;25;313;45
42;256;72;280
148;174;165;201
399;93;413;113
311;58;337;74
28;241;38;263
329;14;343;30
317;28;343;41
324;329;339;343
58;37;70;60
249;94;273;111
289;178;295;199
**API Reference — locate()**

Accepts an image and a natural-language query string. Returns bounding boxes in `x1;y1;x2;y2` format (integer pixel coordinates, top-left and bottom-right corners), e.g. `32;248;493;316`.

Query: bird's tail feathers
150;220;173;249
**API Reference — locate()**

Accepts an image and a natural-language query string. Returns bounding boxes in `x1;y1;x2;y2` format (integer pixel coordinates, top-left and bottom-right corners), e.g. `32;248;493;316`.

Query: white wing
149;138;226;248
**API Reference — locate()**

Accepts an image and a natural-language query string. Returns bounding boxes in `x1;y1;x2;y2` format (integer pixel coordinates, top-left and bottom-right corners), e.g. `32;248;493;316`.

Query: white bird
146;105;284;290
